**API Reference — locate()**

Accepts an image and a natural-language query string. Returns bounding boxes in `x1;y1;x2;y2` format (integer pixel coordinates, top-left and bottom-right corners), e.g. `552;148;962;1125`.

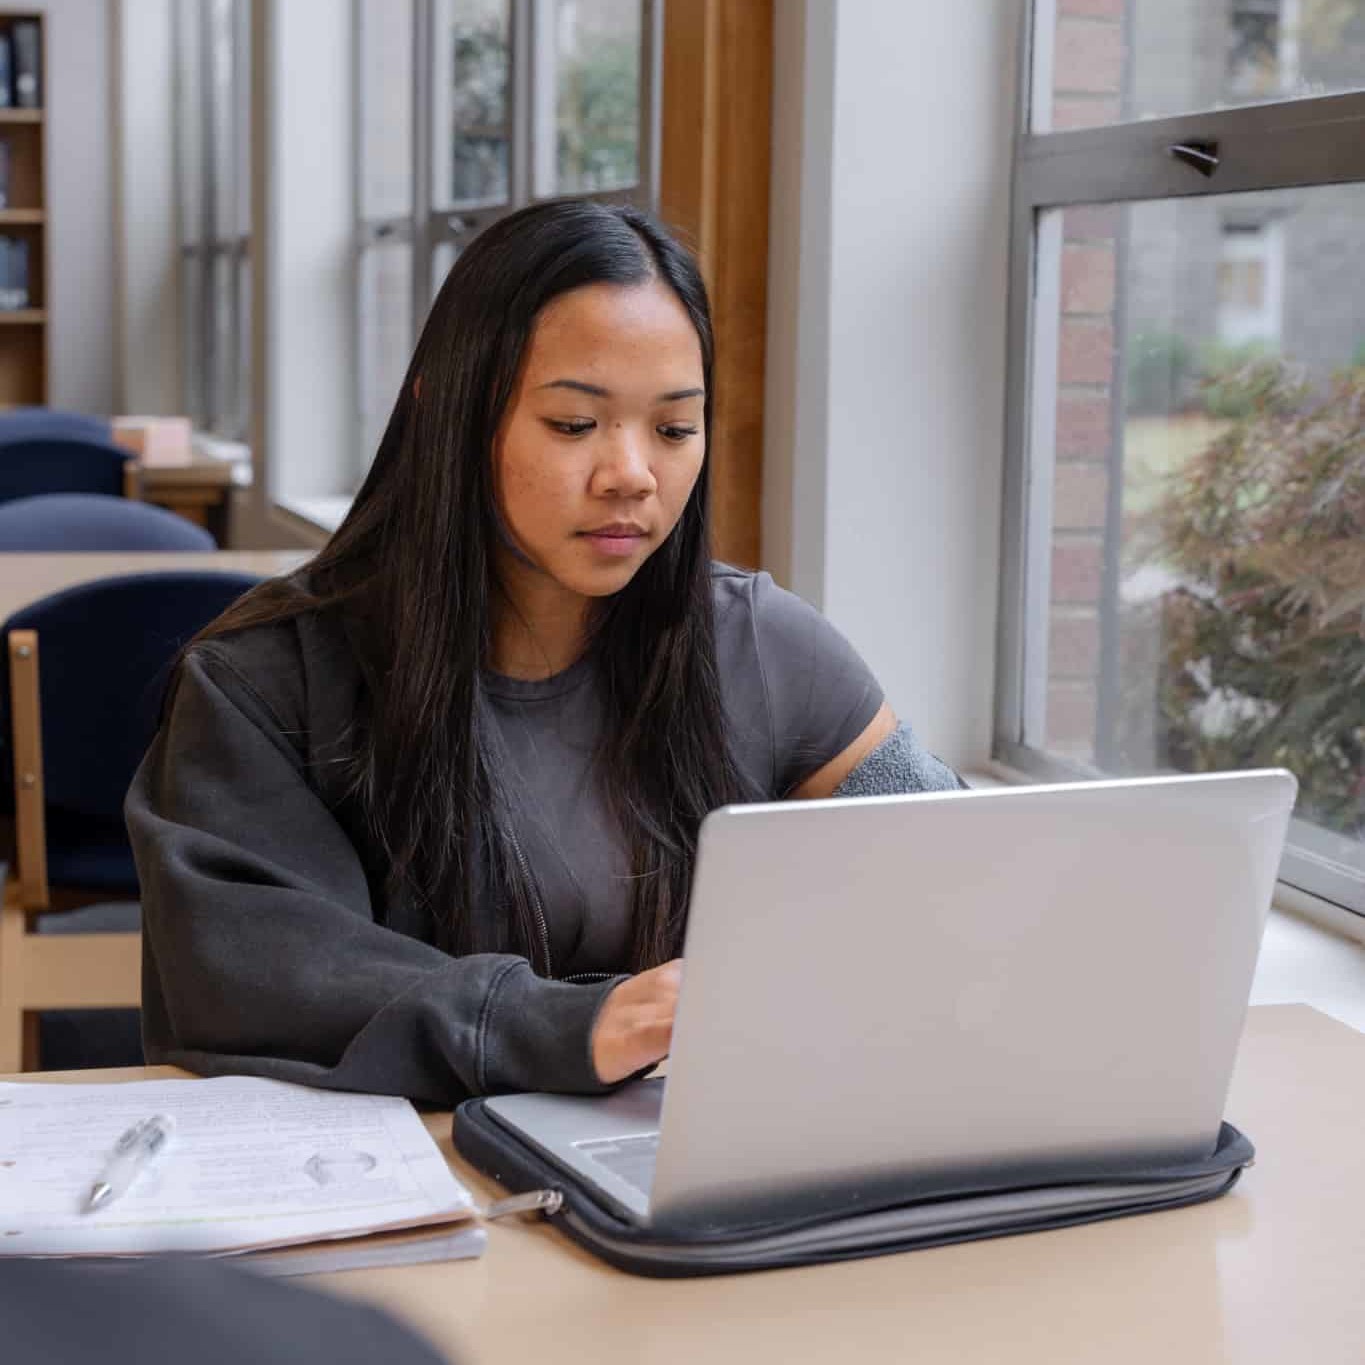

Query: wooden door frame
659;0;773;571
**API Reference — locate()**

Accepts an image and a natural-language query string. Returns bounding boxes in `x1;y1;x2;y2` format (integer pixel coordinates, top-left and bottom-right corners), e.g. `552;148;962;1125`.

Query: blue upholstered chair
0;407;113;447
0;571;261;1071
0;437;136;506
0;493;217;551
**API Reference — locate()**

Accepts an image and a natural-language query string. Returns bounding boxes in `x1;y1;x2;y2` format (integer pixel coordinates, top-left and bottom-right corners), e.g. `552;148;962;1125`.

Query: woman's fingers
590;959;683;1084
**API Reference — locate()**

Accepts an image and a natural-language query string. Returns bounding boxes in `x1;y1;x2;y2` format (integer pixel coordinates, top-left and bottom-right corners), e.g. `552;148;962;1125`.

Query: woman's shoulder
708;560;884;794
708;561;844;662
708;560;786;619
184;576;361;735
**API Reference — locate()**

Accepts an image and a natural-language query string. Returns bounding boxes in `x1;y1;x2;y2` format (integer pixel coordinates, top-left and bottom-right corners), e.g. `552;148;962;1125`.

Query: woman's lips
579;529;648;557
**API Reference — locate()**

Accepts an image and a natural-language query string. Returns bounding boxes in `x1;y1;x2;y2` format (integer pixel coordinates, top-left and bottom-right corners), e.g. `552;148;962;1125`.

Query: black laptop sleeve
454;1099;1254;1278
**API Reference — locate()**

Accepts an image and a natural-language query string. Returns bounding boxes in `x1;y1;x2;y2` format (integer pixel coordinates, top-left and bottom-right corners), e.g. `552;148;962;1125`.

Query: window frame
351;0;663;490
996;4;1365;915
173;0;252;441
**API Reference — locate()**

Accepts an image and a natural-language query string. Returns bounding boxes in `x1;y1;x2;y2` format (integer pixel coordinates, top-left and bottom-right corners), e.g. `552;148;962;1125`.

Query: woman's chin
569;560;647;598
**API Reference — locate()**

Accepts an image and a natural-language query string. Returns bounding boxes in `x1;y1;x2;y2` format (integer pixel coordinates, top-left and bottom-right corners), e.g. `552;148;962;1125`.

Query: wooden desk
0;551;310;621
137;452;244;545
9;1006;1364;1364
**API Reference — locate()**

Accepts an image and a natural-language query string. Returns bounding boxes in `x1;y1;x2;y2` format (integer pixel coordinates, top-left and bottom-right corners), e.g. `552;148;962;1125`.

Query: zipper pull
479;1188;564;1221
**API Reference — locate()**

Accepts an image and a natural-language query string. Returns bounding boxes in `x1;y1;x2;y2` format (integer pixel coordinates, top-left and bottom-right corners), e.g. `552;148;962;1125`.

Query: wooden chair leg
21;1011;41;1071
0;881;23;1074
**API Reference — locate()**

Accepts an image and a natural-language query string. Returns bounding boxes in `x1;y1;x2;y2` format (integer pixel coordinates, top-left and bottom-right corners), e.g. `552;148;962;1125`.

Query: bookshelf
0;11;46;407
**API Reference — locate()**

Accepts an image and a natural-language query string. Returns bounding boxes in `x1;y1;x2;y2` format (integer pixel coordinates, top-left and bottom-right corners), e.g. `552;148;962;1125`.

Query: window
352;0;660;492
1227;0;1285;97
1000;2;1365;913
1215;218;1283;346
173;0;251;440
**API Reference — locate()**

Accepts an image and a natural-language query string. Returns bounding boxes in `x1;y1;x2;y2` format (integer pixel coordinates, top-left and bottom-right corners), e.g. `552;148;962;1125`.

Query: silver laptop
485;770;1297;1230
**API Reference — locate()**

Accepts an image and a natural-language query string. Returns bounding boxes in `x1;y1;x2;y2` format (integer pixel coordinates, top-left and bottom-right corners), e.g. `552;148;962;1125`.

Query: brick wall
1045;0;1126;760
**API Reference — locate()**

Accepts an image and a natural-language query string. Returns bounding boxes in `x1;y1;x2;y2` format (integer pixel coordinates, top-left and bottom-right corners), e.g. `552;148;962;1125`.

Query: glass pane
359;0;414;220
432;0;512;210
533;0;641;198
358;239;414;478
173;0;204;247
236;251;252;441
1034;184;1365;880
181;251;206;427
1038;0;1365;133
210;251;236;436
233;0;251;241
431;238;461;303
209;0;238;242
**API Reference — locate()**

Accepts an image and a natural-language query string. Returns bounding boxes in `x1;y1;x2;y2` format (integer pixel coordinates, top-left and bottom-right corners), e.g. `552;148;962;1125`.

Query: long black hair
190;199;748;971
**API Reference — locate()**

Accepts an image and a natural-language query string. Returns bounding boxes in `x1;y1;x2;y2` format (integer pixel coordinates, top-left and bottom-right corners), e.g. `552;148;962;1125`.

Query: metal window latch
1168;140;1220;177
479;1188;564;1221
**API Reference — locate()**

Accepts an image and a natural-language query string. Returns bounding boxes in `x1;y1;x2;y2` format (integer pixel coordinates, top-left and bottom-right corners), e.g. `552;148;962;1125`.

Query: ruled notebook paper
0;1075;479;1259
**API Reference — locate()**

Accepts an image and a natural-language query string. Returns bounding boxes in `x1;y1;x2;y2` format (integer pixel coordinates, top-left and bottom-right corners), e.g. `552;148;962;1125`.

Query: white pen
83;1114;177;1214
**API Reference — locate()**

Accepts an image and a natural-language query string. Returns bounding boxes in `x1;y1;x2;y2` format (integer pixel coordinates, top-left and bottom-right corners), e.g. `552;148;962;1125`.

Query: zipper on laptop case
479;1188;564;1221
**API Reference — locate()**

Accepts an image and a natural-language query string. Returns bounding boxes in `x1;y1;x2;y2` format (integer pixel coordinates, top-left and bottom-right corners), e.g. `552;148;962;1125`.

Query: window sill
273;495;352;535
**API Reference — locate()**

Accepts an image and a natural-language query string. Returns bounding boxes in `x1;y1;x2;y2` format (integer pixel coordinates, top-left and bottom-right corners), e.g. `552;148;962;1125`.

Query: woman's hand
591;959;682;1084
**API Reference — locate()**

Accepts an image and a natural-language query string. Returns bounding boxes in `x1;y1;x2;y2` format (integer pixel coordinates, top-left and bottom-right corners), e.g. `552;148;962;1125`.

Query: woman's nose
591;426;657;497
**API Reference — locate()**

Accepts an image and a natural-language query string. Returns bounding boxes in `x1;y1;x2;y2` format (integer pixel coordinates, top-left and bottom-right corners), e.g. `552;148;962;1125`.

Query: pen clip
113;1118;151;1154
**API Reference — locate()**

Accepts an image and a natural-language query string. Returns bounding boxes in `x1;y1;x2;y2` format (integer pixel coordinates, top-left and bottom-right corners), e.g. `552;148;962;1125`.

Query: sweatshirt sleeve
126;648;620;1106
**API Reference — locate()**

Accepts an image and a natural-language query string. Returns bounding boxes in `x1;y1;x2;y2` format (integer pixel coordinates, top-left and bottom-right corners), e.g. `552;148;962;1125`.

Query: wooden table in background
6;1006;1364;1365
0;551;310;621
138;453;242;545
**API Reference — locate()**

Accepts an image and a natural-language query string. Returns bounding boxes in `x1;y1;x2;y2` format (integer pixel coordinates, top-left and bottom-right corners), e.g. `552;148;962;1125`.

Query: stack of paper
0;1076;485;1273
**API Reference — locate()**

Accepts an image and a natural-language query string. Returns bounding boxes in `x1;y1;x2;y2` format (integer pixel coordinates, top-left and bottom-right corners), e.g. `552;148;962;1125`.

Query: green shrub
1194;339;1282;419
1126;330;1195;415
1129;361;1365;837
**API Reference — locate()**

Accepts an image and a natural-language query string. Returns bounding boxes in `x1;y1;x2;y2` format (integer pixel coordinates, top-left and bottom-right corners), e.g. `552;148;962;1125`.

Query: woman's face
492;278;706;606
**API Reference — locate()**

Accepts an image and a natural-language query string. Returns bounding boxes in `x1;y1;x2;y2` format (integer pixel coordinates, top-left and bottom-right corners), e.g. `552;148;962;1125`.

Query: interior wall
764;0;1021;770
761;0;835;613
33;0;117;414
112;0;180;416
265;0;354;510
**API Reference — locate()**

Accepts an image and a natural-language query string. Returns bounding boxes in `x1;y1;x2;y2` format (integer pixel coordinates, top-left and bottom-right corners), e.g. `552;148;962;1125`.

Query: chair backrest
0;437;133;506
0;493;217;551
0;571;261;820
0;407;113;447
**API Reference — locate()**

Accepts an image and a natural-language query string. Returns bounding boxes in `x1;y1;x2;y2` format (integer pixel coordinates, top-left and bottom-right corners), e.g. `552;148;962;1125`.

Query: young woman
127;200;962;1105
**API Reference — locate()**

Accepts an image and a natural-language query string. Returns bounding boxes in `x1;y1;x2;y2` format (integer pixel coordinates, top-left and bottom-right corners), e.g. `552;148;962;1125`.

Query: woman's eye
546;419;595;436
658;425;698;443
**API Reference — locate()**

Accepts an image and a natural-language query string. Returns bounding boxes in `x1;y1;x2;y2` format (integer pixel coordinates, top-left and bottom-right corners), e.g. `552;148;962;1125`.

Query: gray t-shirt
484;565;883;975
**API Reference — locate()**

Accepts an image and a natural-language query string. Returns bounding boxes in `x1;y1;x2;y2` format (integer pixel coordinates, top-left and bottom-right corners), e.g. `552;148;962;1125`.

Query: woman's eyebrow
538;378;609;397
537;378;704;402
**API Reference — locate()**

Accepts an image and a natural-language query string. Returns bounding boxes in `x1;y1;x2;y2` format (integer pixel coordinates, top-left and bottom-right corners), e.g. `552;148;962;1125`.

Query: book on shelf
0;32;12;109
0;137;9;209
0;233;29;309
12;20;40;109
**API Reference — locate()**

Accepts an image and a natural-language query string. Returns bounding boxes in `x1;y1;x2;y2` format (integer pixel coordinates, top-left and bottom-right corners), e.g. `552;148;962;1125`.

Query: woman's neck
489;562;592;680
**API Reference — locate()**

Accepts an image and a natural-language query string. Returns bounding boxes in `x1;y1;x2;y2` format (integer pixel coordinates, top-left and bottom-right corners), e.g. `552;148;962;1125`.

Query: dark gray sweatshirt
126;566;895;1105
